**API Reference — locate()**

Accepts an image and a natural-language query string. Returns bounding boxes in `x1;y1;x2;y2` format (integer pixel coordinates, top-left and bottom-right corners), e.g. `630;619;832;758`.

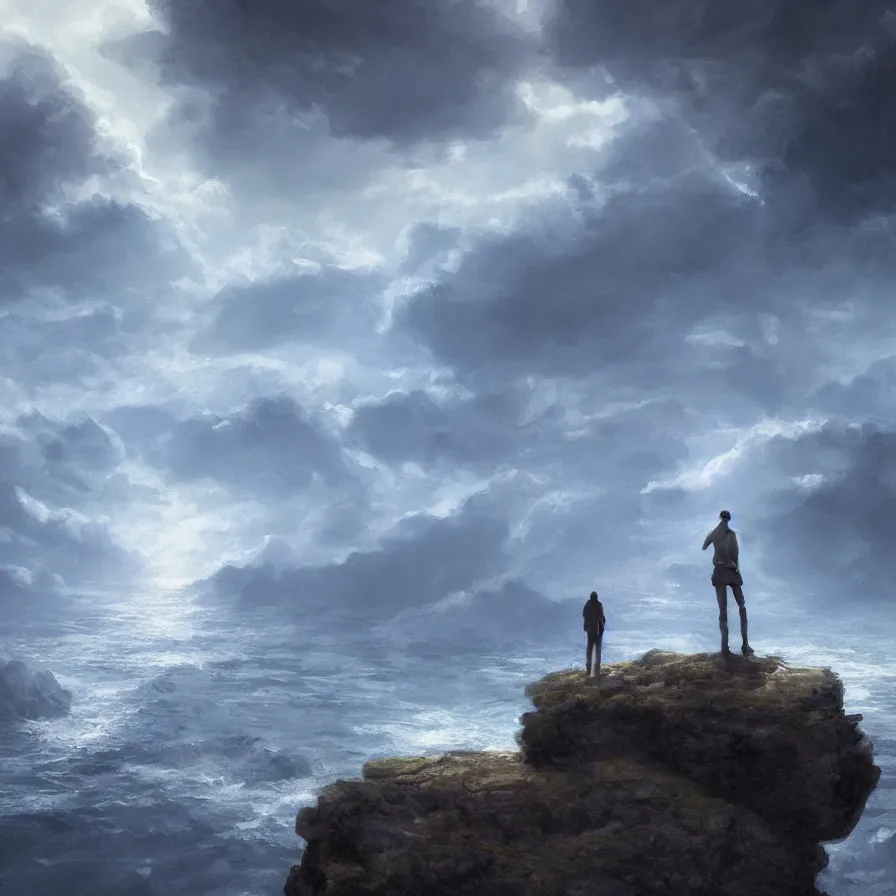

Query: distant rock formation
284;651;880;896
0;658;72;722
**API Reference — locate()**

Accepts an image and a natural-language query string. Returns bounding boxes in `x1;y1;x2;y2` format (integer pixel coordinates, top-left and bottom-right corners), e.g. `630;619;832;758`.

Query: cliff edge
284;651;880;896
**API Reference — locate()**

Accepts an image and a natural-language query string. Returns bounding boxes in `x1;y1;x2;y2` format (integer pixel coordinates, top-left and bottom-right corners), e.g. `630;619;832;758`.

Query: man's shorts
711;565;743;587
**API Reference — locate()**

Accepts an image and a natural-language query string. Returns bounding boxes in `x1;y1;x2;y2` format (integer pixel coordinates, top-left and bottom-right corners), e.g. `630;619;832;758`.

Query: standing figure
582;591;606;677
702;510;754;657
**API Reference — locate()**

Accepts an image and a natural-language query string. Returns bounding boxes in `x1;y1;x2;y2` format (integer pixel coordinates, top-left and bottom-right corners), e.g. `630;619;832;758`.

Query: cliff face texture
284;651;880;896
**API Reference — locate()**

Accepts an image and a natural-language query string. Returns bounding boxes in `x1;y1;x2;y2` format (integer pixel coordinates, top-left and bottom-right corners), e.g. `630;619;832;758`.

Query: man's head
589;591;598;601
719;510;731;521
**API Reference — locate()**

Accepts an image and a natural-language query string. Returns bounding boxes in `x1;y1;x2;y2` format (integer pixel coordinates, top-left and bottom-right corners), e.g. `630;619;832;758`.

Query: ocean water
0;592;893;896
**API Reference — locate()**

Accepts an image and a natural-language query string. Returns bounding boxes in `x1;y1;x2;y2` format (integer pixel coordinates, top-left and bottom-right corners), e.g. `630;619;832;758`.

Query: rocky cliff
284;651;880;896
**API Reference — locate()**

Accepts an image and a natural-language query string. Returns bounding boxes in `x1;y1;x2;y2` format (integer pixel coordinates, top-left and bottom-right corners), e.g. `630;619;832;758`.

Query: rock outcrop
0;658;72;723
284;651;880;896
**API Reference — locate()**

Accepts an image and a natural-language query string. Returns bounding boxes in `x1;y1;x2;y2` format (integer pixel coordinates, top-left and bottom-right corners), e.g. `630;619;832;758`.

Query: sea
1;590;893;896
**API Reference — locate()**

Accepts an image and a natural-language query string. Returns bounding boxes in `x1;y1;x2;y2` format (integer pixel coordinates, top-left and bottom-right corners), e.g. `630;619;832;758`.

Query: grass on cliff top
525;650;840;715
360;750;729;820
362;751;523;790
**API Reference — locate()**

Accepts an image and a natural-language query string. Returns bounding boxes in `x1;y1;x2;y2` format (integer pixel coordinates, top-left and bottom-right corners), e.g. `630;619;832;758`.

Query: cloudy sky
2;0;896;630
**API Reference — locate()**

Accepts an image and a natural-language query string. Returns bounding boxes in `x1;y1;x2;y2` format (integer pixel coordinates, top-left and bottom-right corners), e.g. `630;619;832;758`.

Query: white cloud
642;416;829;494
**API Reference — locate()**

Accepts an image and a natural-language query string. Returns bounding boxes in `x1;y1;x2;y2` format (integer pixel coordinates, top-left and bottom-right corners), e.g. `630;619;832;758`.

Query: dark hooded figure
582;591;606;677
702;510;754;657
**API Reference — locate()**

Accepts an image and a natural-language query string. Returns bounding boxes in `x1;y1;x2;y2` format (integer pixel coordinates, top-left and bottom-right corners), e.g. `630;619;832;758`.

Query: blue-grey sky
2;0;895;626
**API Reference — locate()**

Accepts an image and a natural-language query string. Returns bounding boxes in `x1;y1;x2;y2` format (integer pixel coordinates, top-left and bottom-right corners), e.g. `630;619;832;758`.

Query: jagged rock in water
284;651;880;896
0;658;72;722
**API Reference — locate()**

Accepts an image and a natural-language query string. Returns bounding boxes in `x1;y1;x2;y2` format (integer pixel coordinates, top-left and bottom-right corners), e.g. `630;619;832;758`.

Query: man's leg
732;585;754;655
585;631;594;675
594;631;603;679
715;585;730;654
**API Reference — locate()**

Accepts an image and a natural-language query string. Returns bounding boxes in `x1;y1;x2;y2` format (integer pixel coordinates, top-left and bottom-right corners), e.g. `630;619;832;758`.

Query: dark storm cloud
0;412;136;604
27;413;125;488
520;488;657;589
348;384;693;489
382;2;896;405
191;266;385;355
811;357;896;425
446;579;576;640
1;197;187;306
202;494;508;618
0;38;188;311
545;0;896;221
137;395;349;494
546;0;891;89
347;387;524;470
395;100;894;393
348;385;697;594
116;0;531;163
101;405;178;448
0;304;134;391
582;398;694;484
399;223;463;276
0;41;106;211
7;303;119;359
396;121;777;381
743;422;896;605
391;579;579;647
719;345;791;415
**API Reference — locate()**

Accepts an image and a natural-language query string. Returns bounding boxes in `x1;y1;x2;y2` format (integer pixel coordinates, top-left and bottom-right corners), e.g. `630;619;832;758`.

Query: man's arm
702;522;722;551
730;531;739;566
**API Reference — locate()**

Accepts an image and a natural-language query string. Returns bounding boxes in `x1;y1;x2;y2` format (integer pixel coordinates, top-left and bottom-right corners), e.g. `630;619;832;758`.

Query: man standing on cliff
702;510;754;657
583;591;606;678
